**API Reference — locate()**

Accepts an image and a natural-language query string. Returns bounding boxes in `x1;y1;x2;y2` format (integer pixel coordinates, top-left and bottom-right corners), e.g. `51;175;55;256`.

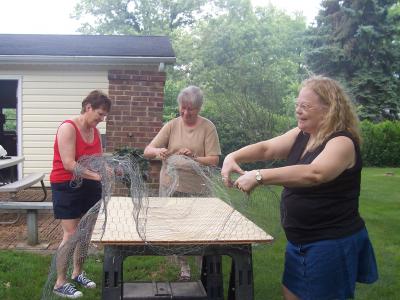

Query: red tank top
50;120;102;183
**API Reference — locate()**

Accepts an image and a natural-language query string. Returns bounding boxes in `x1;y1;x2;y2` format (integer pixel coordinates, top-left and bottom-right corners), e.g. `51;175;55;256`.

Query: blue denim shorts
52;179;102;219
283;228;378;300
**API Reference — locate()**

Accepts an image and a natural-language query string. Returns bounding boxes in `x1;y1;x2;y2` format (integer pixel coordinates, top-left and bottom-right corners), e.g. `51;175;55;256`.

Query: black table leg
201;255;224;300
101;244;254;300
228;247;254;300
103;246;124;300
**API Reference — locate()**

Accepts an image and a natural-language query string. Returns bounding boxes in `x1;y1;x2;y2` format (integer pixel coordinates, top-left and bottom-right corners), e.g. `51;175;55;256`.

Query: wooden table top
91;196;274;245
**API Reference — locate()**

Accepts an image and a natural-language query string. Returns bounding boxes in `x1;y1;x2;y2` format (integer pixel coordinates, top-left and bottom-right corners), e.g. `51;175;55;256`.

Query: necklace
81;128;93;143
75;116;93;143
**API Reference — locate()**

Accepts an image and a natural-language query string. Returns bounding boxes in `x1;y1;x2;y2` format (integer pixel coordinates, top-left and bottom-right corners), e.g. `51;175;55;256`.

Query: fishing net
41;153;281;299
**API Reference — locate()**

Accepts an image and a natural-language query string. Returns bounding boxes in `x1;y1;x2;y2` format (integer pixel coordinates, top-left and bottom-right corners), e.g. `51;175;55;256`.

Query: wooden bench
0;201;53;245
0;172;49;245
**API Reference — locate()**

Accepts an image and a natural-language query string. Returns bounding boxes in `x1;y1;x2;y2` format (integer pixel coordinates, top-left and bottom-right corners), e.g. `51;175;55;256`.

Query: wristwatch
255;170;263;185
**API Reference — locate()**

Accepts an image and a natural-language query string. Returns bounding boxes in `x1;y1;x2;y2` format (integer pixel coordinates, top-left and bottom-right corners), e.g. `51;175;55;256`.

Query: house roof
0;34;176;66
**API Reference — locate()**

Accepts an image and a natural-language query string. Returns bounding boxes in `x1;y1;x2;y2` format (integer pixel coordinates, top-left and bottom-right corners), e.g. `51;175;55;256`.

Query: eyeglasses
294;101;317;112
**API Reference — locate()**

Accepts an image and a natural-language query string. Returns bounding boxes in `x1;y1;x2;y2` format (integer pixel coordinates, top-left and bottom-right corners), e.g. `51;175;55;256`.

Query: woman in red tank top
50;90;111;299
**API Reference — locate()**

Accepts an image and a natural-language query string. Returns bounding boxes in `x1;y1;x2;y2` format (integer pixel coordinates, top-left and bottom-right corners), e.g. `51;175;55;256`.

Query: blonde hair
301;76;361;150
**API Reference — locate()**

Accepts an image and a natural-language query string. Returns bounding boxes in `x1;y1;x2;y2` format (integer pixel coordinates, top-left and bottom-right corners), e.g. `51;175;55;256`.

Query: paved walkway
0;188;62;252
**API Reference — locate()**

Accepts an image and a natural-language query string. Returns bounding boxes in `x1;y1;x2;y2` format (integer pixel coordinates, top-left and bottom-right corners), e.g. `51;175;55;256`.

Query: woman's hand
234;170;258;193
221;154;245;187
93;172;102;181
82;168;102;181
157;148;169;160
177;148;196;158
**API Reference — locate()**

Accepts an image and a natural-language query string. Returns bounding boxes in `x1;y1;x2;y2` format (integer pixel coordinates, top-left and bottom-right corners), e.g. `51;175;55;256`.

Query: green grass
0;168;399;299
354;168;400;299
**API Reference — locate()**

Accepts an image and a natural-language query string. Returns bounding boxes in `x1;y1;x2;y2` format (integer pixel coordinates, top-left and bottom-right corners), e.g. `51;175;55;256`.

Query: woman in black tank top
221;76;378;300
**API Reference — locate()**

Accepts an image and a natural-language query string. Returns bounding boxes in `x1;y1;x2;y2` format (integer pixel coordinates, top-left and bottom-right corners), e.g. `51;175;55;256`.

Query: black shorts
51;179;102;219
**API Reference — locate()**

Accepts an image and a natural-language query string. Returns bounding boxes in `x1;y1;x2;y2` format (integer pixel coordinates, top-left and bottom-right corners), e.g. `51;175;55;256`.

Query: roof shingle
0;34;175;58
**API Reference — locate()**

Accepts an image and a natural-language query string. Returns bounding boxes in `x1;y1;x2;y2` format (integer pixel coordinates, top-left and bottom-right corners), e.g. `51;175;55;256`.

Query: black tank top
281;131;365;244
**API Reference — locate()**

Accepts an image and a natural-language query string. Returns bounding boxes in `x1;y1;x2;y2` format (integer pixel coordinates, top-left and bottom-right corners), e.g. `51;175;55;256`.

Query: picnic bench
0;201;53;245
0;172;47;200
0;172;51;246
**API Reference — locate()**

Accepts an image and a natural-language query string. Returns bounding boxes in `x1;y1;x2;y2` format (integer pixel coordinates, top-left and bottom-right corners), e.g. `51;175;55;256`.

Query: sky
0;0;322;35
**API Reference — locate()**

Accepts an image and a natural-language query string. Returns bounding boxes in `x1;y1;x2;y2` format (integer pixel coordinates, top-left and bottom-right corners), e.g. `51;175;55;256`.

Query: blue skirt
282;228;378;300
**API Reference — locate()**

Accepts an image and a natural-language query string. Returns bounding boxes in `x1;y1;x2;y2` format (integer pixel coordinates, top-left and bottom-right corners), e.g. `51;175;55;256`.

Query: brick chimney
106;69;164;194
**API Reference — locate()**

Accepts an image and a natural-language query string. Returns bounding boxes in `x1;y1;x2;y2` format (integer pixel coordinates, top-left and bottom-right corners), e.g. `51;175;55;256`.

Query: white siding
1;69;108;185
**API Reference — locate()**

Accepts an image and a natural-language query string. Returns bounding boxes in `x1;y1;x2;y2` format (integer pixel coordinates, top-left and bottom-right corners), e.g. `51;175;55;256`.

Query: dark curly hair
81;90;111;114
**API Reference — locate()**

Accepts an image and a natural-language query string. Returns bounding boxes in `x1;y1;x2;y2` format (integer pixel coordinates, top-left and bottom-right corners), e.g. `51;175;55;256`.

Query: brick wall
106;69;164;195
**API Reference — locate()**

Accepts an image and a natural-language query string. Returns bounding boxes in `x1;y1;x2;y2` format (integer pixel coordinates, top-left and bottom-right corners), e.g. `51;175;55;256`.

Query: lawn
0;168;399;299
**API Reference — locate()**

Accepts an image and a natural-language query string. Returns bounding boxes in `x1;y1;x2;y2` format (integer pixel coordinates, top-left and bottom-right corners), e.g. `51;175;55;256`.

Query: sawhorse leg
228;247;254;300
201;255;224;300
102;246;124;300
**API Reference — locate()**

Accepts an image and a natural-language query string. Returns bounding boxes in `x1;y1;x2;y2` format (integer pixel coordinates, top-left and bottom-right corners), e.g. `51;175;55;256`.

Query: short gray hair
177;86;204;108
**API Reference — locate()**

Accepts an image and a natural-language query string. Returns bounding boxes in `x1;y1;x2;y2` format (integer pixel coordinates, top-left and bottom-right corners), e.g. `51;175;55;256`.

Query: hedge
360;120;400;167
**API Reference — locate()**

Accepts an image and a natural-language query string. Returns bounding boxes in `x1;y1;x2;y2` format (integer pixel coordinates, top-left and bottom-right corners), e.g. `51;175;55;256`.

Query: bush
113;147;150;181
360;120;400;167
202;95;294;169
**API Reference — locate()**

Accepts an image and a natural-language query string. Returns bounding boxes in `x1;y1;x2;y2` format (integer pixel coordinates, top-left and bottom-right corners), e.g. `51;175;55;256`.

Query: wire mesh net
41;154;281;299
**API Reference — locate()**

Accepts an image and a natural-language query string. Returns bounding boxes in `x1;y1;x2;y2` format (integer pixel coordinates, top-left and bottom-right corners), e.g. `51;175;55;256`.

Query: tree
174;2;306;156
72;0;308;153
306;0;400;121
72;0;211;35
73;0;308;116
189;3;308;115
